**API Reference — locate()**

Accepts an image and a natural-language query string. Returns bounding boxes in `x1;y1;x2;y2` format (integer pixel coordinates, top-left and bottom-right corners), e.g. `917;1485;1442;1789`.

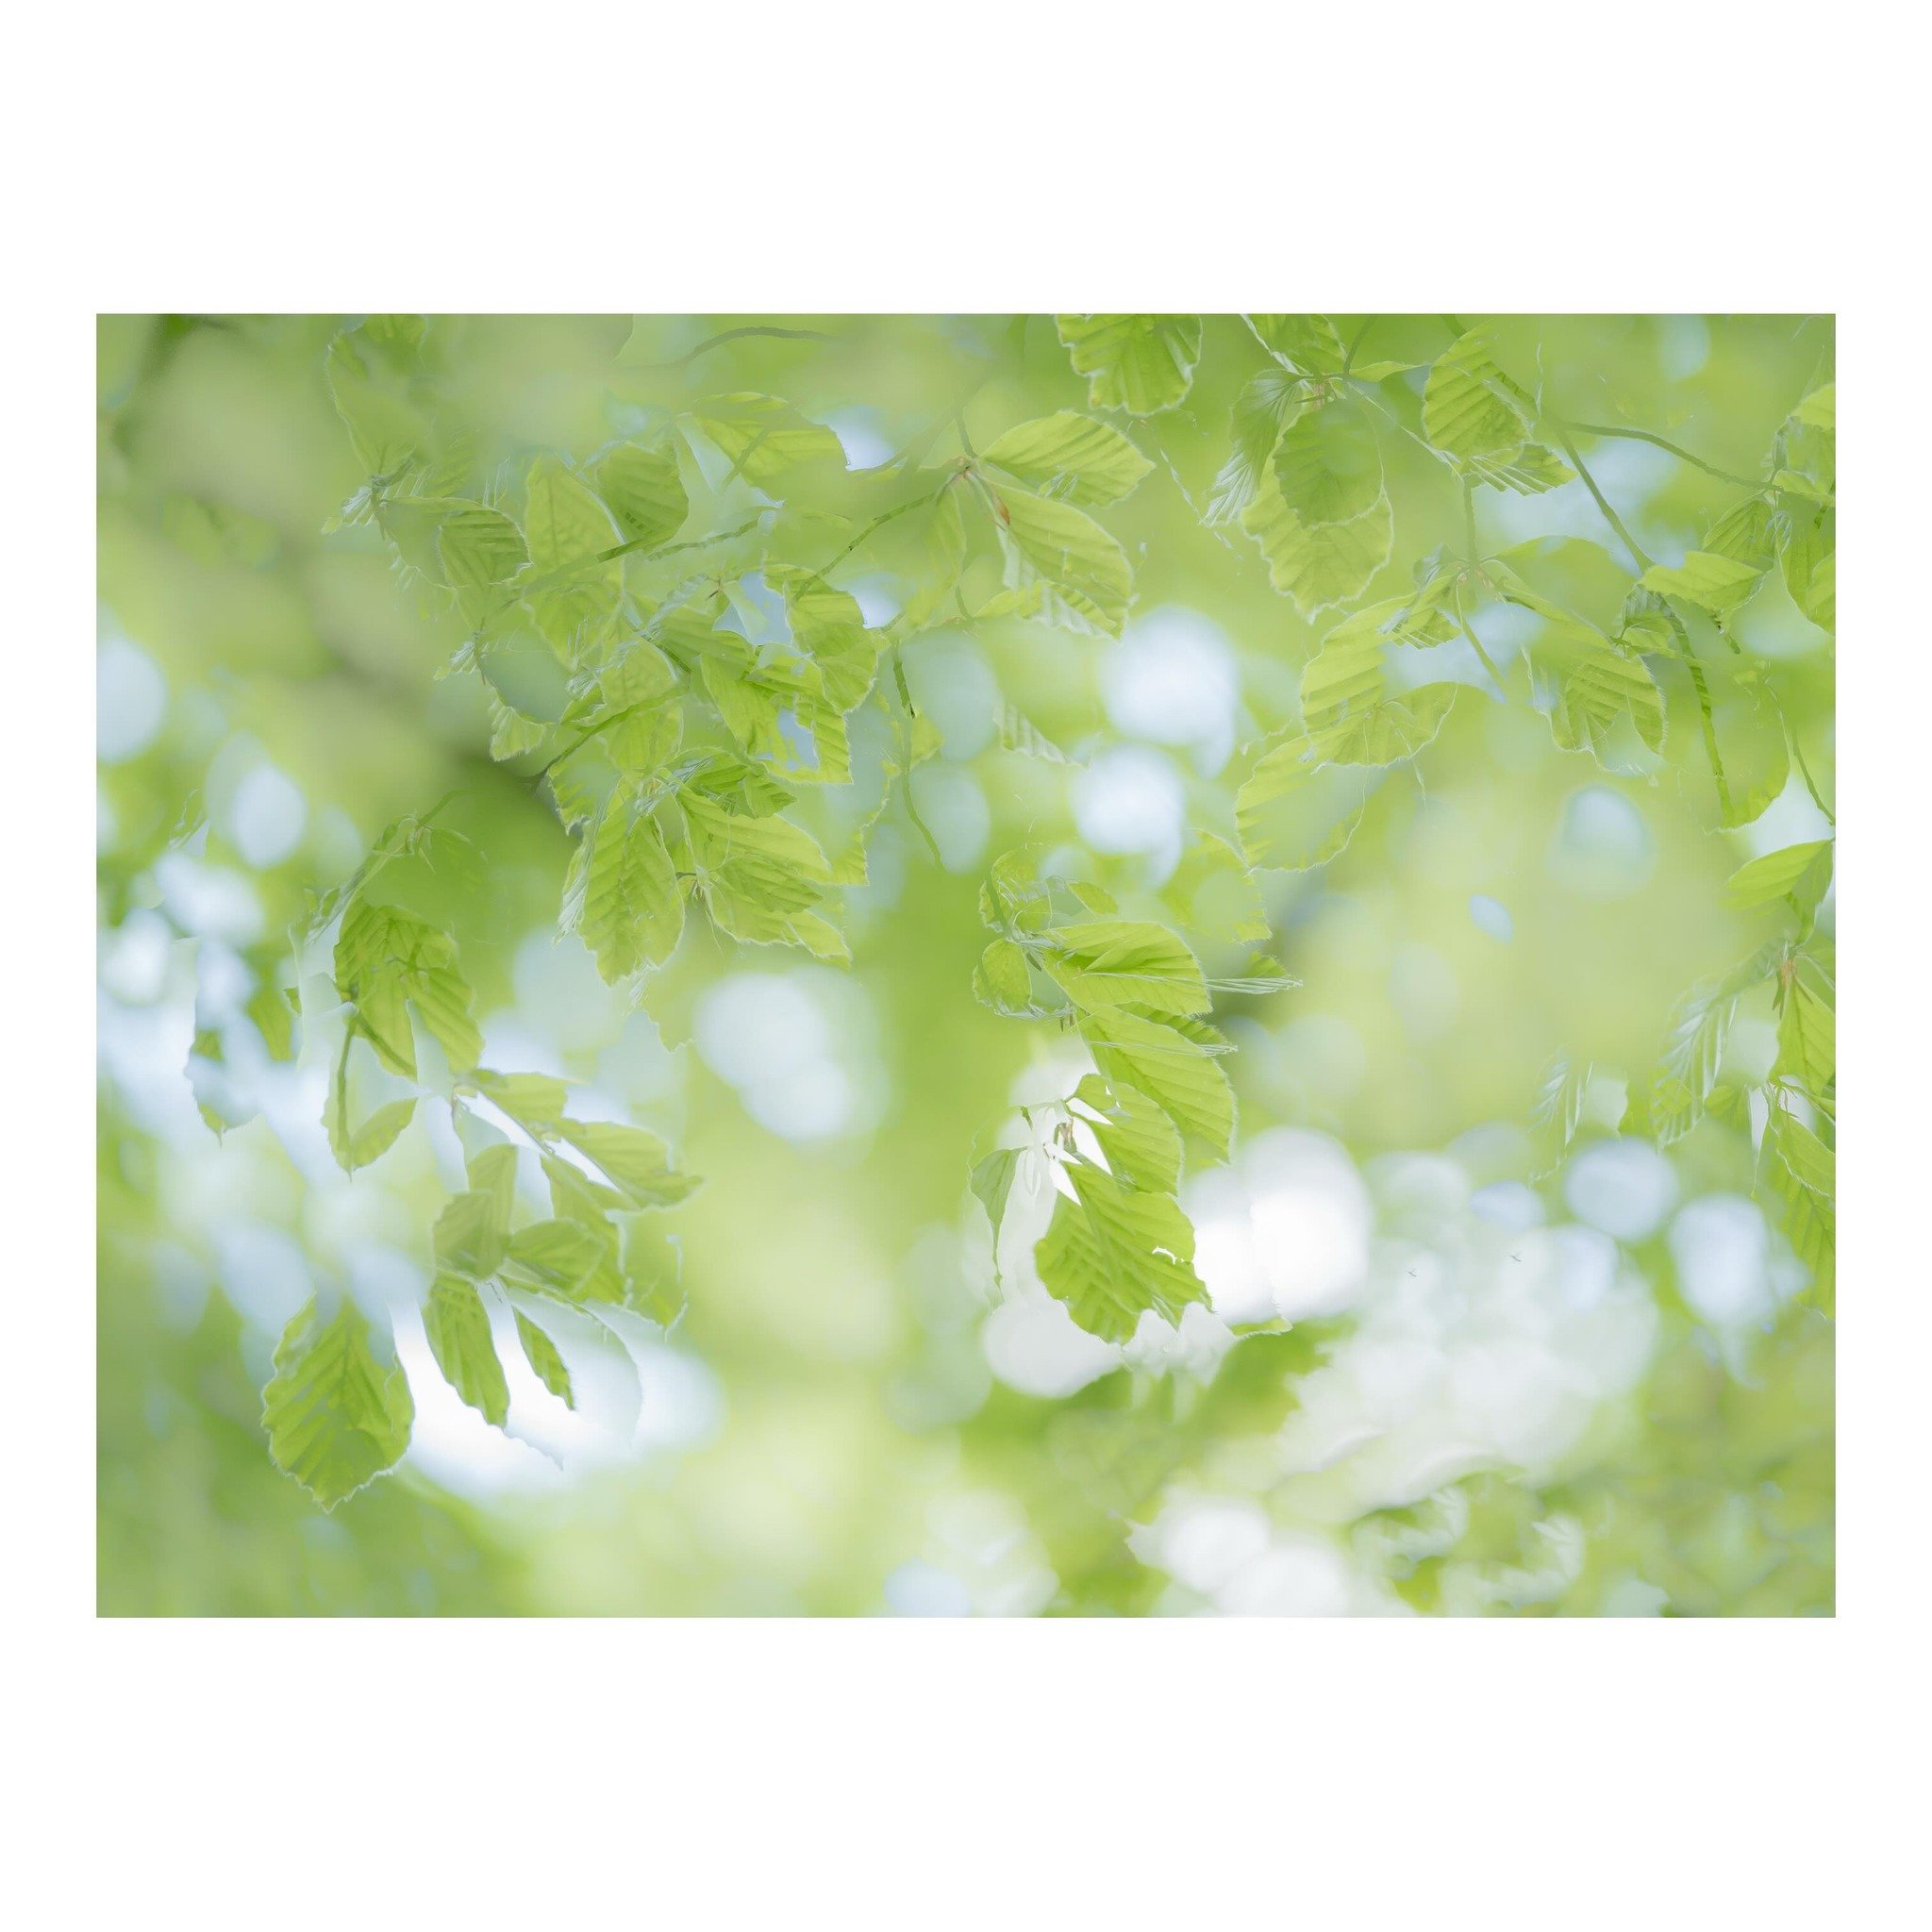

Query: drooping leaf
1423;330;1535;464
1270;400;1384;526
262;1296;414;1509
567;786;684;983
592;434;688;549
503;1218;612;1299
515;1309;575;1407
1647;946;1779;1144
1762;1106;1835;1309
973;938;1036;1014
1055;314;1202;415
423;1274;509;1426
1241;467;1391;613
1071;1073;1182;1195
1079;1005;1235;1158
1033;1159;1208;1342
1774;963;1835;1101
972;1146;1024;1285
996;486;1134;635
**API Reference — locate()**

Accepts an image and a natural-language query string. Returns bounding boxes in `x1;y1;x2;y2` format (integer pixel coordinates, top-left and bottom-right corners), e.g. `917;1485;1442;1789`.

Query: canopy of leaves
97;311;1834;1618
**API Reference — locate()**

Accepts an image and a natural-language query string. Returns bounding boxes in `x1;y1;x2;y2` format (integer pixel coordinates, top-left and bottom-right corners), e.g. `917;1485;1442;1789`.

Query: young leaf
437;504;528;590
555;1119;700;1209
972;1146;1024;1285
1270;401;1383;526
1724;841;1833;916
974;938;1036;1014
1071;1073;1182;1195
689;393;843;484
423;1274;510;1426
1079;1005;1236;1158
572;788;684;983
515;1309;575;1407
592;435;688;549
996;486;1134;635
1241;468;1391;614
1055;314;1202;415
982;412;1152;506
1042;920;1210;1018
1648;946;1779;1144
262;1296;414;1509
1033;1159;1208;1342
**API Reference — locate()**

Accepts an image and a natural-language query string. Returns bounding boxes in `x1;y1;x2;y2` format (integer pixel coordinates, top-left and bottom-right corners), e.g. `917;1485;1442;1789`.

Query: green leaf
680;787;842;958
972;1146;1024;1285
437;504;528;590
982;412;1152;506
503;1218;611;1298
1792;383;1835;431
1270;401;1384;525
592;435;688;548
567;787;684;984
1055;314;1202;415
433;1182;511;1280
1206;368;1303;525
1640;551;1765;616
1079;1005;1236;1158
1648;946;1778;1144
997;486;1134;635
556;1118;699;1209
1724;841;1833;914
423;1274;509;1426
524;458;620;571
1236;743;1382;872
1779;499;1835;630
515;1310;575;1407
262;1296;413;1509
325;332;424;478
980;848;1056;935
1423;330;1535;464
1761;1107;1834;1308
1072;1073;1182;1195
1775;966;1835;1100
1042;920;1210;1018
1529;1054;1593;1177
325;1088;415;1174
334;899;482;1075
1244;315;1348;375
1240;468;1391;614
1033;1159;1208;1342
1539;621;1666;758
1708;690;1791;830
471;1069;571;1133
689;393;843;485
973;938;1036;1014
247;979;297;1061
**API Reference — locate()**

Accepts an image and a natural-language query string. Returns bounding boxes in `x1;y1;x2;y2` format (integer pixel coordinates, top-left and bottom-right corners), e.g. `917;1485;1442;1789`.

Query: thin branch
1551;418;1763;491
1550;424;1654;572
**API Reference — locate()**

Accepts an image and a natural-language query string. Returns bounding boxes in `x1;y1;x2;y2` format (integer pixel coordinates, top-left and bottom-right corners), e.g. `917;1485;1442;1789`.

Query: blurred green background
97;315;1833;1614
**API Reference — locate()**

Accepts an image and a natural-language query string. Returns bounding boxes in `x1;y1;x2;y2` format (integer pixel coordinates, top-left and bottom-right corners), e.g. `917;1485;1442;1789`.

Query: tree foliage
102;310;1836;1546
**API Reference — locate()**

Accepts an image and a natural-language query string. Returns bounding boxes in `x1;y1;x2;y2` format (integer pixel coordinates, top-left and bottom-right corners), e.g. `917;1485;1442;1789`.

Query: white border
8;0;1922;1920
